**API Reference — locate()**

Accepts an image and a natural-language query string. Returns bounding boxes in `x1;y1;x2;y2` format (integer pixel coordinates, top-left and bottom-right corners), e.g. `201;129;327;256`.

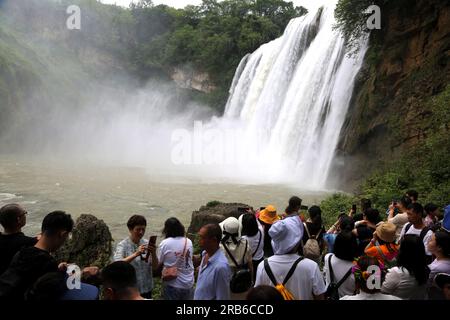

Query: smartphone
149;235;157;244
352;204;357;212
260;207;266;211
142;236;157;262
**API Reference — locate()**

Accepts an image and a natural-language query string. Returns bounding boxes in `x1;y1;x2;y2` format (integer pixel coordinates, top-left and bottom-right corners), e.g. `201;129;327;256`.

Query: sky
99;0;326;10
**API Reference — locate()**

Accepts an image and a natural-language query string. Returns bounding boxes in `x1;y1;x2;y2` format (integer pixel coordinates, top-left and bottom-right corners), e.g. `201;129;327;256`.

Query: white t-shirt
242;226;264;261
381;267;426;299
157;237;194;290
341;291;401;300
323;253;355;298
255;254;326;300
399;224;433;256
428;259;450;286
388;212;408;241
220;238;252;271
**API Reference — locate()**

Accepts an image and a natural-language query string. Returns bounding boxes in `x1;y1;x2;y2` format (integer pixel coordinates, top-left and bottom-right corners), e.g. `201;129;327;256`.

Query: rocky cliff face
333;0;450;190
171;66;217;94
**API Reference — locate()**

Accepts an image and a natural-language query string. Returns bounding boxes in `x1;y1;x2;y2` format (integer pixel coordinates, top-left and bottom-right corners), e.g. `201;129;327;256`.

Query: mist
0;0;224;179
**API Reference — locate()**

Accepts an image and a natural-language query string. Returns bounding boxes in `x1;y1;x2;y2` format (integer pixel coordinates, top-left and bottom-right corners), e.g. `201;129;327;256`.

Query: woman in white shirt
427;230;450;299
154;217;194;300
219;217;253;299
240;213;264;282
381;234;428;299
323;231;358;298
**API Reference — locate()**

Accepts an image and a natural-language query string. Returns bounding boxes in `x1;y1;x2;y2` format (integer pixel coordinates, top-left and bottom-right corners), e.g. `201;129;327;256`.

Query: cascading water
213;0;368;189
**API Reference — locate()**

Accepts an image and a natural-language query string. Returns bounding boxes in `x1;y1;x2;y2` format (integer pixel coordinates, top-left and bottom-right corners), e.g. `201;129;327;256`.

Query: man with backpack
399;203;434;263
254;215;326;300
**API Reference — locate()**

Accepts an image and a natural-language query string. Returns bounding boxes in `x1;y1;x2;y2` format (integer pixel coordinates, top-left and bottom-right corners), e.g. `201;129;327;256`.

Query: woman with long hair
240;213;264;282
154;217;194;300
381;234;429;299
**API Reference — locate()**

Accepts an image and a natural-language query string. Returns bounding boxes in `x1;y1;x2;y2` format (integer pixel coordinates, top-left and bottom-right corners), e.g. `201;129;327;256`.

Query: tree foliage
319;193;356;228
334;0;386;55
128;0;307;109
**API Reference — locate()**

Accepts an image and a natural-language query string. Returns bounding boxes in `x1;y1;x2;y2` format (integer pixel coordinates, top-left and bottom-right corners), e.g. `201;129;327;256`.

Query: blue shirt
194;249;232;300
323;233;337;253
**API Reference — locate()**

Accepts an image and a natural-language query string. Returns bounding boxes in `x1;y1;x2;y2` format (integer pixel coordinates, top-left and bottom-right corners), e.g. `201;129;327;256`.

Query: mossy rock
54;214;113;269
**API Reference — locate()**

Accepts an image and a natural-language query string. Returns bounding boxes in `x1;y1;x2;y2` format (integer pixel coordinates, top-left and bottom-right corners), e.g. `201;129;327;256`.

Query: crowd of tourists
0;190;449;300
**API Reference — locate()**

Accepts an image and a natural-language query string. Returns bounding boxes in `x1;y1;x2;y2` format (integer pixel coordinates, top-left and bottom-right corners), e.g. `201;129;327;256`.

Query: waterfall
217;1;368;189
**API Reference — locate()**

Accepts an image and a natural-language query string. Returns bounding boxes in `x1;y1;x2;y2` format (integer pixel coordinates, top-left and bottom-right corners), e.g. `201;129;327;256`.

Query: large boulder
54;214;113;269
187;202;252;235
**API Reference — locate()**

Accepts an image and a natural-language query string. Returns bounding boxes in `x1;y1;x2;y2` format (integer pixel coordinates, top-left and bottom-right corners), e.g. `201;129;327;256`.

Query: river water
0;156;330;242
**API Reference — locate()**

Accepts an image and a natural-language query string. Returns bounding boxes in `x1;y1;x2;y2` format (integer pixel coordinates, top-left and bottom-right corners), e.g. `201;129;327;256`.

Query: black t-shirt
258;219;274;257
0;246;58;300
0;232;37;275
356;225;375;241
356;225;376;256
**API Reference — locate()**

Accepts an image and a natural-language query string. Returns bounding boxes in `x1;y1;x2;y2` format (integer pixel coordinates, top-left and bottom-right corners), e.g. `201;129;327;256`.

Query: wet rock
54;214;113;269
187;202;252;235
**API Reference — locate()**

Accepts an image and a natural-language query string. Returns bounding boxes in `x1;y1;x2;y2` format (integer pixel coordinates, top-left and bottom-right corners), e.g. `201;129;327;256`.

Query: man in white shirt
387;196;411;242
255;215;326;300
399;203;434;258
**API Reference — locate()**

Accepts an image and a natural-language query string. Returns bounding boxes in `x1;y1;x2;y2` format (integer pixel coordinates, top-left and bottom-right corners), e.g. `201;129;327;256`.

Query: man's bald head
0;203;27;231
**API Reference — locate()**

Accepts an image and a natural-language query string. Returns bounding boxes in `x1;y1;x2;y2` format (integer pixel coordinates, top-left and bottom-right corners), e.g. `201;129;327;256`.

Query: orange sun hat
259;205;280;224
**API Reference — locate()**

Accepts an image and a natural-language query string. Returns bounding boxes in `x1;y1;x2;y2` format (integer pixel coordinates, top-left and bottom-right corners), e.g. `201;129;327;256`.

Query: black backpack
403;223;430;242
325;254;352;300
222;240;252;294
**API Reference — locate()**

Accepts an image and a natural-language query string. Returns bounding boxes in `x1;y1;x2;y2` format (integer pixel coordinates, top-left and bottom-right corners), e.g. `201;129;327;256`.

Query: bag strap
404;223;412;234
252;230;262;258
419;227;430;242
328;254;335;283
264;257;303;286
242;239;248;265
263;259;279;286
222;241;248;268
181;237;188;257
336;267;353;289
303;223;312;239
222;240;239;268
315;227;324;240
283;257;304;285
328;254;351;289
